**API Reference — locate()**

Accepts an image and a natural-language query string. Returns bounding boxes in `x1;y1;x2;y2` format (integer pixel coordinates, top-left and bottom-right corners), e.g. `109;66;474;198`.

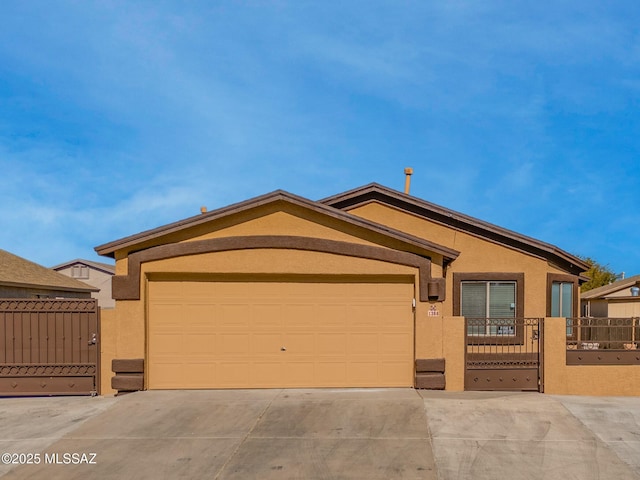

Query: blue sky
0;2;638;276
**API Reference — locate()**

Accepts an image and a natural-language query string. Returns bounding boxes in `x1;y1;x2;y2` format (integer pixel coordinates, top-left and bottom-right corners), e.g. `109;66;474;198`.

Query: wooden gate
465;317;543;391
0;299;99;396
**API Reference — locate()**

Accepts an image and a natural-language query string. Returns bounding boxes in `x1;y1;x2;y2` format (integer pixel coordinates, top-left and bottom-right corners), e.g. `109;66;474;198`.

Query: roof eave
0;280;99;293
321;183;589;275
95;189;460;262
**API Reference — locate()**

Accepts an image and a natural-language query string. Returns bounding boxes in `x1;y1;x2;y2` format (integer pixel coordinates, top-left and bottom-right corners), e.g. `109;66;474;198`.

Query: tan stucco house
96;184;596;395
581;274;640;318
53;259;116;308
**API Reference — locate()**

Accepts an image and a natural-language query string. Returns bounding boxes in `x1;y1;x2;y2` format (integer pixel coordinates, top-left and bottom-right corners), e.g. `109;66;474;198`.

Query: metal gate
0;299;99;396
465;317;543;391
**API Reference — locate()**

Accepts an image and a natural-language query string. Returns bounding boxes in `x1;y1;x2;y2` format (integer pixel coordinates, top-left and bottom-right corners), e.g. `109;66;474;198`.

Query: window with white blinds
461;281;516;318
462;281;516;335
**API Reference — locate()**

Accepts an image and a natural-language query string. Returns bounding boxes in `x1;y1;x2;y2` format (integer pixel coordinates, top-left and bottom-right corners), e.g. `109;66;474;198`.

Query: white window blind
461;283;487;317
489;283;516;318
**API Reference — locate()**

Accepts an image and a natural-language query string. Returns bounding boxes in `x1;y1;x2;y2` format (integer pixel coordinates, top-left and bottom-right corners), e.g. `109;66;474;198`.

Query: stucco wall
107;248;430;390
608;300;640;317
416;316;465;391
543;317;640;396
100;307;117;395
103;199;588;394
348;202;572;318
56;266;115;308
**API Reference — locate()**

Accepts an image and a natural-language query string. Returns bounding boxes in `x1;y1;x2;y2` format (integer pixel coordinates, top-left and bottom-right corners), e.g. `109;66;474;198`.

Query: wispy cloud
0;1;638;273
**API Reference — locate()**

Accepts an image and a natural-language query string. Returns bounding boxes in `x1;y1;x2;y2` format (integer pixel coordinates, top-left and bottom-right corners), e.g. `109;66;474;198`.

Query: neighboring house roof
95;189;461;262
52;258;115;275
320;183;589;276
581;274;640;300
0;249;98;293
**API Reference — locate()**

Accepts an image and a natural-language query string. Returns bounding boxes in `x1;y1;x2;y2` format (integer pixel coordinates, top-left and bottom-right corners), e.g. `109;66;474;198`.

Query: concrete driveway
0;389;639;479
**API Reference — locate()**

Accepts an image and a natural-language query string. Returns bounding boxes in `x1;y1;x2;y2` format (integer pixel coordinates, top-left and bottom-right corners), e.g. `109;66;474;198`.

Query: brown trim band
112;235;442;302
566;350;640;365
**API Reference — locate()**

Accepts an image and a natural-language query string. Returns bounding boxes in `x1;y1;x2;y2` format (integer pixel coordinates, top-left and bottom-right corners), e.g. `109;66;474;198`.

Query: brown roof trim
321;183;589;275
113;235;444;302
95;189;459;262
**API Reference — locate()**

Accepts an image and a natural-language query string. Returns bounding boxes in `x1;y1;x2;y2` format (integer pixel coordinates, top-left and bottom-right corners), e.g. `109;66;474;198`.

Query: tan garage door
148;279;414;389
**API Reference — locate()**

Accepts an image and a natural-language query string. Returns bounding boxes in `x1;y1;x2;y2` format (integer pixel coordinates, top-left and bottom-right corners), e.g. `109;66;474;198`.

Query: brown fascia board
581;274;640;300
321;183;589;275
95;189;460;262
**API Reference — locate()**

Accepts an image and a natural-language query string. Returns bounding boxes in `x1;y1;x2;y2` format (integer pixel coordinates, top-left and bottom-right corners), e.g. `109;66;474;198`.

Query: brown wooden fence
0;299;99;396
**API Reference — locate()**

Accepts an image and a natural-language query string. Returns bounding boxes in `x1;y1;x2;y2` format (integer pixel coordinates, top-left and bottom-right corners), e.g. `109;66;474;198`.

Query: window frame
71;265;90;279
546;273;579;338
453;273;525;345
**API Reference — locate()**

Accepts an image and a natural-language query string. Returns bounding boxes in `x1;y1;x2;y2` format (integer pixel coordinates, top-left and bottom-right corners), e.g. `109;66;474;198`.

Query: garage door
148;279;414;389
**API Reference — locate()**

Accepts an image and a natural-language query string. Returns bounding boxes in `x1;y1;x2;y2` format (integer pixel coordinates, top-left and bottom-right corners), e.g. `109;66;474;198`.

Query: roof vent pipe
404;167;413;194
631;286;640;297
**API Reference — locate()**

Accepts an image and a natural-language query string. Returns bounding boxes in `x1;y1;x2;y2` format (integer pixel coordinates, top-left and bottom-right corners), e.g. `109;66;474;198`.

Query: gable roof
95;189;460;262
0;249;98;293
52;258;115;275
581;274;640;300
321;183;589;276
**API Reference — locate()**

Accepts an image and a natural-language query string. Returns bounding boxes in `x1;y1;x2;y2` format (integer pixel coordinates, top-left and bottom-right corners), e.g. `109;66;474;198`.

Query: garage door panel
350;333;379;354
218;362;250;386
151;362;183;389
348;306;380;328
316;361;347;384
316;305;347;327
284;362;315;386
186;361;217;385
348;362;379;384
380;333;413;354
151;333;182;355
284;305;315;328
218;334;249;355
219;305;251;328
283;333;315;354
184;334;215;354
251;333;282;354
317;334;346;354
379;305;411;325
252;362;284;386
251;304;281;329
150;304;182;324
148;280;414;389
380;361;411;382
